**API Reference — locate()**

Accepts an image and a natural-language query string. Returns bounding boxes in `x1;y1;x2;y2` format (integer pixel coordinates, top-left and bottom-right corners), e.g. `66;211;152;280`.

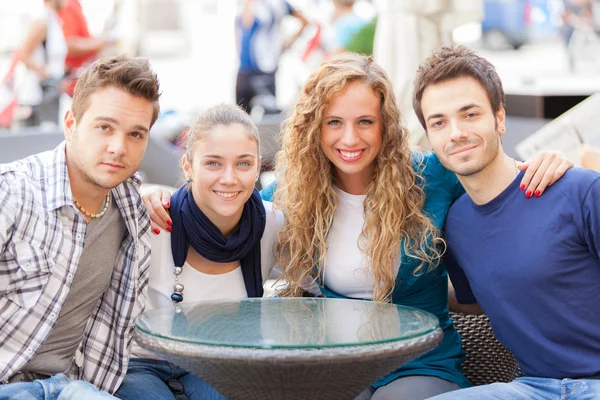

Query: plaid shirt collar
45;141;72;212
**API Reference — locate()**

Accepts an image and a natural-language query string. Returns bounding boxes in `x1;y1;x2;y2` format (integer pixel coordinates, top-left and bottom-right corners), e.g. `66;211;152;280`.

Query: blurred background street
2;0;600;186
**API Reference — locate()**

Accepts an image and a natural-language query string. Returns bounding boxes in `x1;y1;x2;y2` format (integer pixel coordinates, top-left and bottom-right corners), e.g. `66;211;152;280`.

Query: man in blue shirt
235;0;308;113
412;45;600;399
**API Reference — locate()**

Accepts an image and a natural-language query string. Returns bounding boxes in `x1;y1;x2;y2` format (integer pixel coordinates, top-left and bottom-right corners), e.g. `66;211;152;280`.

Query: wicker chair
450;312;522;386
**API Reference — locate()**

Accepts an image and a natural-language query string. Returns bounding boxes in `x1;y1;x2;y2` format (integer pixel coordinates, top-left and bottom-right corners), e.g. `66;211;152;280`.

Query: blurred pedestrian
561;0;600;70
301;1;372;80
58;0;115;97
0;52;21;129
16;0;67;128
324;0;368;55
235;0;309;113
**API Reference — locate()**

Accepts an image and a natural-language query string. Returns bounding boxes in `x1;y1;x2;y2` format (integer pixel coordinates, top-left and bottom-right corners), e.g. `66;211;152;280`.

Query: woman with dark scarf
115;104;283;400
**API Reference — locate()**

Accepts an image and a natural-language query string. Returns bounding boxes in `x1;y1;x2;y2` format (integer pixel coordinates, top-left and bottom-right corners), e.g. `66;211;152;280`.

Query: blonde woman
144;54;571;399
117;104;283;400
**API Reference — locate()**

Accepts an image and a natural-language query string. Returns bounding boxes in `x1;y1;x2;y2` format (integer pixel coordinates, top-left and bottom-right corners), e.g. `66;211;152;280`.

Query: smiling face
183;123;260;228
421;76;506;177
320;80;382;193
64;86;153;192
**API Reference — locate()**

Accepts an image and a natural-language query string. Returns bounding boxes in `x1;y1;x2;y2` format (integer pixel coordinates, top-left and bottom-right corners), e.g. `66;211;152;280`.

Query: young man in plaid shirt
0;54;160;399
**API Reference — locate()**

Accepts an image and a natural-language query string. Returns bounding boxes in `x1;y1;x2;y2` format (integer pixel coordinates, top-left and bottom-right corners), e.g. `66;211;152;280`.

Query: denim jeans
427;376;600;400
355;375;460;400
0;373;116;400
115;358;226;400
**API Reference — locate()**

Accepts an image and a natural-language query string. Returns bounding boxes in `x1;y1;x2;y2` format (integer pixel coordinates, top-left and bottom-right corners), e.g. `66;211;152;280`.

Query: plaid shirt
0;142;151;393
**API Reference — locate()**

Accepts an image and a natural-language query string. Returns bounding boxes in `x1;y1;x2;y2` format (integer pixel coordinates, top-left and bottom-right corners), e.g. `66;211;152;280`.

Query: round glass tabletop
136;298;439;349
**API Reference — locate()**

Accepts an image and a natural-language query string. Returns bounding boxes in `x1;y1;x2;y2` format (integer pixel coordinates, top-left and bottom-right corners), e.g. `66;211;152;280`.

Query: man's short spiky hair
413;45;505;130
72;54;161;127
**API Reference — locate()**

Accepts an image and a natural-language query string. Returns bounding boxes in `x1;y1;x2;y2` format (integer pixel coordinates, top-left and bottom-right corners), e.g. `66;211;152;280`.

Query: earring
186;177;191;183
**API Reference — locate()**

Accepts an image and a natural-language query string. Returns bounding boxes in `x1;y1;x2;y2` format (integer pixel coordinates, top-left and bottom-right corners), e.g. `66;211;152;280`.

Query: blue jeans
0;373;116;400
115;358;226;400
427;376;600;400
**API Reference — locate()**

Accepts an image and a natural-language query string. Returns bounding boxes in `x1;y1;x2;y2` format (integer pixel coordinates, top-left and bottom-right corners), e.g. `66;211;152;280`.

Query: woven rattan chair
450;312;522;386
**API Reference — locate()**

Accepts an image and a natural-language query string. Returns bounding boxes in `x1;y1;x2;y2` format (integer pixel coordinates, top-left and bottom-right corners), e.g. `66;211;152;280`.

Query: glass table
134;298;442;400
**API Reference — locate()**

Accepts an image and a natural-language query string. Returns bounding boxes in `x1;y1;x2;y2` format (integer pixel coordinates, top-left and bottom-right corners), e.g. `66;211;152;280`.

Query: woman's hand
518;151;573;197
143;187;173;234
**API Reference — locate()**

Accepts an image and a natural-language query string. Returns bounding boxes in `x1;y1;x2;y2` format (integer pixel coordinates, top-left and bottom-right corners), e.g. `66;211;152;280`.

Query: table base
134;328;442;400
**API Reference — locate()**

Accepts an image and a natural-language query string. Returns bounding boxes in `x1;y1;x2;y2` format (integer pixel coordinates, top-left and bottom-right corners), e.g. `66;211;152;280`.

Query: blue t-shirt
446;168;600;379
261;153;471;388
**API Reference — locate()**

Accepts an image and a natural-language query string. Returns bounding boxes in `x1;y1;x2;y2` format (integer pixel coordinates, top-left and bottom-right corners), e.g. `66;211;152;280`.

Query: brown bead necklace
74;192;111;219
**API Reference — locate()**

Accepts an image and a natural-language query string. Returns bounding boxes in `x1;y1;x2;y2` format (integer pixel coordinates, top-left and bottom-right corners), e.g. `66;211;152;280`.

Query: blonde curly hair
274;53;444;302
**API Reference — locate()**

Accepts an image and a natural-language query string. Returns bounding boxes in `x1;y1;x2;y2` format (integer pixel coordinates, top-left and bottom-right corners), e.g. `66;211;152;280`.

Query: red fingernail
534;190;541;197
165;202;170;208
166;226;172;233
526;191;532;198
167;220;172;226
520;184;525;191
153;228;160;235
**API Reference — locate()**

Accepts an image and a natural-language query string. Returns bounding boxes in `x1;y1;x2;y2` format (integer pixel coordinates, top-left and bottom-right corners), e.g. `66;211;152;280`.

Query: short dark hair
72;54;161;127
413;45;505;130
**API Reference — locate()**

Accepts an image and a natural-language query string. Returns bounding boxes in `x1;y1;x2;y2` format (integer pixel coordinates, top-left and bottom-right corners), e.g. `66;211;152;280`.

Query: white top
322;187;400;299
16;5;67;106
131;200;284;359
39;6;67;79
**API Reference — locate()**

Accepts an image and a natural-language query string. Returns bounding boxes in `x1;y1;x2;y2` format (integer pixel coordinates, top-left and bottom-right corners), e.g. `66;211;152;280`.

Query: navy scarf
170;186;266;297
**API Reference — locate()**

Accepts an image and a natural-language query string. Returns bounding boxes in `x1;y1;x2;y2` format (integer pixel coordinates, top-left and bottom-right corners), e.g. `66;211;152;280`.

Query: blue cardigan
261;152;469;388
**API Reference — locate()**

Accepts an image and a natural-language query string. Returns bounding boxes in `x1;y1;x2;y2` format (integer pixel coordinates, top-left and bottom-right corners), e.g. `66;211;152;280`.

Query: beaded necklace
74;192;111;219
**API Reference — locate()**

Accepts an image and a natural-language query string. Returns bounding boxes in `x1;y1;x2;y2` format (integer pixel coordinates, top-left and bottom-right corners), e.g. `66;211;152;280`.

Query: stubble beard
444;133;500;178
68;132;132;191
